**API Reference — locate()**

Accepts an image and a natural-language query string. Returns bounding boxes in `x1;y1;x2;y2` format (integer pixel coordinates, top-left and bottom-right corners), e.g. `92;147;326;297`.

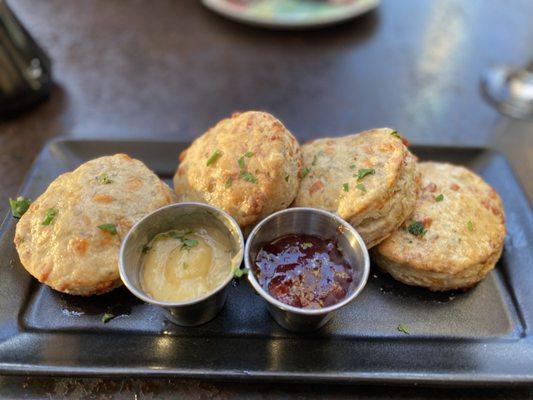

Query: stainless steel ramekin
245;207;370;332
119;202;244;326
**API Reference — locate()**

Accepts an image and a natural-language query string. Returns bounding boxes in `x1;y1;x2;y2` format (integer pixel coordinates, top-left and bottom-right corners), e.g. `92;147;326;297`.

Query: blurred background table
0;0;531;398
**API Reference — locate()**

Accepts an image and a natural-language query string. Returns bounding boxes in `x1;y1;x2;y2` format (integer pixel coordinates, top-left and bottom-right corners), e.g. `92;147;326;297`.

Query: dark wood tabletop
1;0;532;398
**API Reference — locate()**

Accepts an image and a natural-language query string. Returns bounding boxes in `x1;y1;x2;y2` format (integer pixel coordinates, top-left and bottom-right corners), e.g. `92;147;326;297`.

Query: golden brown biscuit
294;128;420;248
373;162;506;291
14;154;175;296
173;111;302;228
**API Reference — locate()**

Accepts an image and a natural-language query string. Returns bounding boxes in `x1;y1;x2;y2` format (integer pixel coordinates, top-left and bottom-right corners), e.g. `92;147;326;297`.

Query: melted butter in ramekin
140;226;233;302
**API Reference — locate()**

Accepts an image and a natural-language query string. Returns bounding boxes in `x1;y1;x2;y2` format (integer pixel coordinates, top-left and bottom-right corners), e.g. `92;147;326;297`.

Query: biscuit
173;111;302;228
294;128;420;248
14;154;175;296
373;162;506;291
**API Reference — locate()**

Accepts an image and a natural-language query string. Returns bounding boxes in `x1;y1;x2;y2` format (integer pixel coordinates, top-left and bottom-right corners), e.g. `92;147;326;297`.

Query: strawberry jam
253;234;353;309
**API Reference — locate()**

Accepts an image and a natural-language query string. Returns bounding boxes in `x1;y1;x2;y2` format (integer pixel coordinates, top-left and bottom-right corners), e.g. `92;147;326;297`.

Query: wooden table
1;0;531;398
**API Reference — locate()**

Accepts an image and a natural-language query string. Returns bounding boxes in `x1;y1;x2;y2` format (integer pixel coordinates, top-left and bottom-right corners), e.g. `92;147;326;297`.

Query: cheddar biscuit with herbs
294;128;420;248
173;111;302;228
14;154;175;296
373;162;506;291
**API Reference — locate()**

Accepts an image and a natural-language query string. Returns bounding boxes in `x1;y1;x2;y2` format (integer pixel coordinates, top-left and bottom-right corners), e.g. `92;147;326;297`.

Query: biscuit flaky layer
294;128;420;248
173;111;302;228
14;154;175;296
373;162;506;291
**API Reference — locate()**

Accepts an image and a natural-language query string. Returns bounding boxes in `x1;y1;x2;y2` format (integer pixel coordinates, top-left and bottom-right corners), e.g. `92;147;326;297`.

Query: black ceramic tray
0;139;531;385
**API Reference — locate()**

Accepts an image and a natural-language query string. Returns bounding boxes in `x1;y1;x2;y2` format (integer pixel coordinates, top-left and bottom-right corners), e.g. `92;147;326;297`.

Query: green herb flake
206;150;222;166
467;220;474;232
225;176;233;188
244;151;254;158
42;208;58;226
9;196;31;219
356;168;376;180
234;267;249;278
301;242;313;249
435;194;444;202
397;323;409;334
181;238;199;250
356;183;367;192
284;175;289;183
237;156;246;170
96;173;113;184
349;164;356;169
312;151;325;166
342;183;349;192
390;130;401;139
102;313;115;323
166;231;181;240
240;171;258;184
301;167;311;178
183;262;189;270
98;223;117;235
407;221;426;237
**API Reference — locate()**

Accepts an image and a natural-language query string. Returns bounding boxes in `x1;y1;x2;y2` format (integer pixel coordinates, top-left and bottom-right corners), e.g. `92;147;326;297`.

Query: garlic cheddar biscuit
373;162;506;291
173;111;302;228
294;128;420;248
14;154;175;296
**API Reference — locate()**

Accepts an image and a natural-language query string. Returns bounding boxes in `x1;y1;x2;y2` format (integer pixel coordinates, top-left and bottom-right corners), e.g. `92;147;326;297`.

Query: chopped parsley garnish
141;244;151;254
206;150;222;166
183;262;189;270
234;267;249;278
301;242;313;249
42;208;58;226
311;151;324;166
407;221;426;236
435;194;444;202
98;223;117;235
302;167;311;178
356;168;375;180
225;176;233;188
165;231;182;239
237;151;253;168
342;183;349;192
390;130;401;139
9;196;31;218
240;171;258;184
237;156;246;170
467;220;474;231
356;183;367;192
181;238;199;250
155;229;192;241
96;173;112;184
149;229;198;250
284;175;289;182
397;323;409;334
172;231;198;250
102;313;115;323
349;164;356;169
237;152;258;183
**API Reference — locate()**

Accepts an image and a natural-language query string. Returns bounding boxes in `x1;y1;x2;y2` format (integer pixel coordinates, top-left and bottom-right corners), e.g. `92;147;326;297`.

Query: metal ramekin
245;207;370;332
119;202;244;326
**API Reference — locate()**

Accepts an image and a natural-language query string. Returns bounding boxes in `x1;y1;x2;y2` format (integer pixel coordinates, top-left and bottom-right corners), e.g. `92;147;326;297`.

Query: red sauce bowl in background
245;208;370;332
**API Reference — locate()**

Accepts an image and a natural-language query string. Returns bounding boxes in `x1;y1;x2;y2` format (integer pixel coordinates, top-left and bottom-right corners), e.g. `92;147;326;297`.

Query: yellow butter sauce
140;226;233;302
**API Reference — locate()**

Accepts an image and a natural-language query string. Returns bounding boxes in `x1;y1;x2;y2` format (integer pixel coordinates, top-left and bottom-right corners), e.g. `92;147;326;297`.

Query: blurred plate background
202;0;380;29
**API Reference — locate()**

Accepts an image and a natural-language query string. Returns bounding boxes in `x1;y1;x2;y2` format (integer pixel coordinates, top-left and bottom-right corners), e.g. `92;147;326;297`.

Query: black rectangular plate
0;139;532;385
